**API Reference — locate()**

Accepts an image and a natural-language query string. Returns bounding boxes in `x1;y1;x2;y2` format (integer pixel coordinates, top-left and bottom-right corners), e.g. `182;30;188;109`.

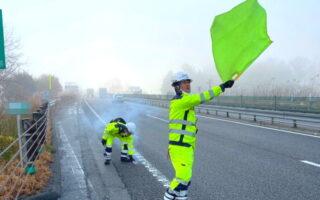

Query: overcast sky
2;0;320;93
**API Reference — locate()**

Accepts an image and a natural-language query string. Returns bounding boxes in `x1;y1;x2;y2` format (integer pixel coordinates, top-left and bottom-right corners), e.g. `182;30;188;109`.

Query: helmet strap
174;85;182;95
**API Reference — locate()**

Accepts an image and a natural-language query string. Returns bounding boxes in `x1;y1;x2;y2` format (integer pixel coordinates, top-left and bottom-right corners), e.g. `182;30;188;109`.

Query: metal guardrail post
226;112;229;118
238;113;241;120
271;117;274;124
17;115;23;167
207;109;209;114
293;120;297;128
253;115;257;122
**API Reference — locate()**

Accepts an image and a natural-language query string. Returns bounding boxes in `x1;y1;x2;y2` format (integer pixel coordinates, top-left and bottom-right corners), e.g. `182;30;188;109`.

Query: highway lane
128;98;320;131
55;99;320;200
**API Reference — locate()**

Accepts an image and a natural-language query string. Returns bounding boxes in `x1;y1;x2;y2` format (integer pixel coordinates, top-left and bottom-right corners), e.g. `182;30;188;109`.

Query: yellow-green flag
211;0;272;82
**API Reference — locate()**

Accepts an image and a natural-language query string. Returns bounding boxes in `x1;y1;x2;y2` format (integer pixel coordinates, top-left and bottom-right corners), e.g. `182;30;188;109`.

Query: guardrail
0;102;51;200
126;98;320;133
124;94;320;114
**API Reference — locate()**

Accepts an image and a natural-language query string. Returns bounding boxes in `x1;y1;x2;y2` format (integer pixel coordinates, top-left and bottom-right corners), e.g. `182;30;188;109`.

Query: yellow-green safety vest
102;122;127;140
168;86;223;148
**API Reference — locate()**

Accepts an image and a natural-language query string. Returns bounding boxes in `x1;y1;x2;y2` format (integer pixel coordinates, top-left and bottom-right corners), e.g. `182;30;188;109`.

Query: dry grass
0;117;54;200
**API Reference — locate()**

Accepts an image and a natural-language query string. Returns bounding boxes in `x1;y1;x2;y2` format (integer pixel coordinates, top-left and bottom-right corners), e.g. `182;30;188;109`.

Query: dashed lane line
84;100;171;187
146;114;320;169
300;160;320;168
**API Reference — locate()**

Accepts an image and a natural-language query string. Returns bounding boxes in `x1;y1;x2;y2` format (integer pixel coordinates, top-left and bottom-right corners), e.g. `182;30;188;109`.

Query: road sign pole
0;9;6;69
17;114;23;167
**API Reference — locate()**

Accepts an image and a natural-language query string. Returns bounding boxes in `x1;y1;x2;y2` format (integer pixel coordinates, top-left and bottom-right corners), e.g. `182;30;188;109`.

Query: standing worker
163;72;234;200
101;118;137;165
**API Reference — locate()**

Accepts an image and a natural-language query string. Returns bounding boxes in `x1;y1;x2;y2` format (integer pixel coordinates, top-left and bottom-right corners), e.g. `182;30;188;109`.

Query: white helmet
126;122;136;134
172;72;192;86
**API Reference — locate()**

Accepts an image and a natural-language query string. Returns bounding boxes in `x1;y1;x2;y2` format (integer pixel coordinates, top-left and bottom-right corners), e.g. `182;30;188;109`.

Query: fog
160;58;320;97
1;0;320;95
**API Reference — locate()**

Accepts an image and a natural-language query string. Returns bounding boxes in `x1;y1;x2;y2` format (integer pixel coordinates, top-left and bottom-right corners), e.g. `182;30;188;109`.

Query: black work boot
164;188;176;200
120;157;130;162
104;159;111;165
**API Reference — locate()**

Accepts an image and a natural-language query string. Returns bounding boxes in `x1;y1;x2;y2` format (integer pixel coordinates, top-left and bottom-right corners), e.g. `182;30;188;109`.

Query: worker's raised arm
172;85;223;109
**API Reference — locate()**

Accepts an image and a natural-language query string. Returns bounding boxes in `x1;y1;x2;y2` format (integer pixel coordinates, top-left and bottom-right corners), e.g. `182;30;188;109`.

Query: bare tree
0;28;23;103
3;71;37;101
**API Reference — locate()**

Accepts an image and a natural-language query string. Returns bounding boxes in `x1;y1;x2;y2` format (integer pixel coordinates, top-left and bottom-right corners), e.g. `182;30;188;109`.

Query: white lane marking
84;100;106;124
146;114;320;171
146;114;169;123
135;152;170;187
197;115;320;139
58;123;98;199
146;112;320;139
84;100;171;187
301;160;320;168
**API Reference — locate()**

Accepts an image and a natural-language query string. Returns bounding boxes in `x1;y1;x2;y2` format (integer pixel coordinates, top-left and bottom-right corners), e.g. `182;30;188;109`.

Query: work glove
129;155;137;165
101;139;106;146
220;80;234;92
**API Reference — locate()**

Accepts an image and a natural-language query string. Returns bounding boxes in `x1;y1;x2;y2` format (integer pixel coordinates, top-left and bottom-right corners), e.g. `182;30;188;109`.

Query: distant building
129;86;142;94
64;82;79;94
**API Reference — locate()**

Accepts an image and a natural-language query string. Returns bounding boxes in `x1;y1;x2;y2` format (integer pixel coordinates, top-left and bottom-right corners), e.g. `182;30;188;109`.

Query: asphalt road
53;99;320;200
127;98;320;131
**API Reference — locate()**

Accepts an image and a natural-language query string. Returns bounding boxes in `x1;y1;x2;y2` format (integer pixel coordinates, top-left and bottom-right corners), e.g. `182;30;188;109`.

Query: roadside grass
0;95;55;200
0;122;54;199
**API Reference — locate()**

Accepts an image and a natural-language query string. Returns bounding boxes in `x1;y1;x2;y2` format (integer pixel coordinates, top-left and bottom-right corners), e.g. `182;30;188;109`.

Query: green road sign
5;102;32;115
0;9;5;69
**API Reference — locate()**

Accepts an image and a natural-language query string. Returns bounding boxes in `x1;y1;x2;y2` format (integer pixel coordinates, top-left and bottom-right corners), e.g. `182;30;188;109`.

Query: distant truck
86;88;94;98
99;88;108;98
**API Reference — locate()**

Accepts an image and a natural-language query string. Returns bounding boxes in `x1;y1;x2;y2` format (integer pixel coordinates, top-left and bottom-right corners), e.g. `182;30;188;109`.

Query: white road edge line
58;122;98;198
197;115;320;139
300;160;320;168
146;113;320;139
84;99;170;187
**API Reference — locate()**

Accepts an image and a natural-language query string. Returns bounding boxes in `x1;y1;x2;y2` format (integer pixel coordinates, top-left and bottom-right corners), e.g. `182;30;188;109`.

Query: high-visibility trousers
105;134;135;156
168;144;194;191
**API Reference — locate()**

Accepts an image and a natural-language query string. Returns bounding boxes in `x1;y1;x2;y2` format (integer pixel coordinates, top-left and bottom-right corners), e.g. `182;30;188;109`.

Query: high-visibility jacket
102;122;135;156
168;86;223;149
102;122;128;140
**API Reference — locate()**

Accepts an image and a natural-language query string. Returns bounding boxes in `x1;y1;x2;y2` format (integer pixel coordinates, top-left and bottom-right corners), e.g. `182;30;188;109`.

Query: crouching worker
101;118;137;165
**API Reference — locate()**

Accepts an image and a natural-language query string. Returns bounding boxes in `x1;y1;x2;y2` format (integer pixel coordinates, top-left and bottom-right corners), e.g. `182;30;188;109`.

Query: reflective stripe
208;89;214;99
121;150;128;153
175;178;188;186
175;196;188;200
169;141;191;147
200;93;205;103
164;192;175;200
106;145;112;148
169;129;195;137
121;155;128;158
169;120;195;126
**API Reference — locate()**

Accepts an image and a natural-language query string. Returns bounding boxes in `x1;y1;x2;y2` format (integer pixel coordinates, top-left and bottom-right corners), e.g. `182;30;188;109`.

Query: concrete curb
24;191;60;200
